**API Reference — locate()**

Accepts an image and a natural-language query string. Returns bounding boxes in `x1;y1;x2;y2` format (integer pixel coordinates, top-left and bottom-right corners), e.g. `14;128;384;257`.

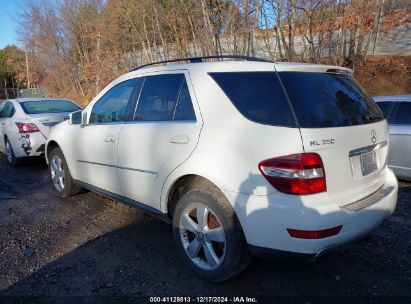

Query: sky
0;0;24;49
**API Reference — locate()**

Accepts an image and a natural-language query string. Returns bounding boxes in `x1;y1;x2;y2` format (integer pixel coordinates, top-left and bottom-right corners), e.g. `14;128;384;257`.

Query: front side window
134;74;195;121
20;100;80;114
0;103;6;117
90;79;139;124
3;103;15;118
391;102;411;125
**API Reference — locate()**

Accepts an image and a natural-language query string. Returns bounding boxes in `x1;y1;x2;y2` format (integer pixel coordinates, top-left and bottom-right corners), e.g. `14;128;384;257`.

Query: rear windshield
209;72;296;127
20;99;81;114
278;72;384;128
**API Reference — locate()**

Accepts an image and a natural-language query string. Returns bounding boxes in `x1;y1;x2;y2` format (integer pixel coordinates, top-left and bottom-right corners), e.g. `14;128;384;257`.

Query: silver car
374;95;411;180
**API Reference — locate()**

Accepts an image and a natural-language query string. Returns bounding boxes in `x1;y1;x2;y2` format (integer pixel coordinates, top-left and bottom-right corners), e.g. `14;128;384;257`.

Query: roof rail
130;55;272;71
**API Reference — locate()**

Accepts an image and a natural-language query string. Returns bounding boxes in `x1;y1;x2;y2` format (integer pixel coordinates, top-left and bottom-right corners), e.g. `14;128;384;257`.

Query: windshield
20;99;81;114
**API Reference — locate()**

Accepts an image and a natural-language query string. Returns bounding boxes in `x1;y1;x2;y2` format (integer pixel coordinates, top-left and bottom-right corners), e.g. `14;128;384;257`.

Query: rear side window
134;74;195;121
376;101;395;120
209;72;296;127
20;100;80;114
174;81;196;120
279;72;384;128
391;102;411;124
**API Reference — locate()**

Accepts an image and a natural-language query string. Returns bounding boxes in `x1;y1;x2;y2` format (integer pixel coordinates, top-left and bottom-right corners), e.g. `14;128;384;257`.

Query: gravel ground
0;155;410;303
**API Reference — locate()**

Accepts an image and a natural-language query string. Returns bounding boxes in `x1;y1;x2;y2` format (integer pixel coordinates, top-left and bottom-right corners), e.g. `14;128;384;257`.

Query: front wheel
49;147;81;197
172;189;249;282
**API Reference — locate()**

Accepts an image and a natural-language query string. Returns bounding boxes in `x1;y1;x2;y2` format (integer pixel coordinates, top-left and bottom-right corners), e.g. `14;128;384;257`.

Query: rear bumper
231;168;398;256
7;132;47;158
248;218;384;261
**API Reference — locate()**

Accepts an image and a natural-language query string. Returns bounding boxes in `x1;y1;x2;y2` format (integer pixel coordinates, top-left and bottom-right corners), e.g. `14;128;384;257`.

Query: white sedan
0;98;81;166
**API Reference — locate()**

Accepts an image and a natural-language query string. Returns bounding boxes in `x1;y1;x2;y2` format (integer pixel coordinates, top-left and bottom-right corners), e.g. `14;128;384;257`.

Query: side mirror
69;110;82;125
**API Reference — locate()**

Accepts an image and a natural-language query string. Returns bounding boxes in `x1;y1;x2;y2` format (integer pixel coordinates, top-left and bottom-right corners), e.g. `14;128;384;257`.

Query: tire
172;189;249;282
5;138;20;167
48;147;81;197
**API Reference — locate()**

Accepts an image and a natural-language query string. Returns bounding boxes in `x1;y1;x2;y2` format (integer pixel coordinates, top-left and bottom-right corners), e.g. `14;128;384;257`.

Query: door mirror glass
69;110;82;125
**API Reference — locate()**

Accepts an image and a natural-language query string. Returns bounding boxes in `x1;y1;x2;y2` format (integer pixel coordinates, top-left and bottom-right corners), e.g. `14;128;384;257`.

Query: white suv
45;56;398;282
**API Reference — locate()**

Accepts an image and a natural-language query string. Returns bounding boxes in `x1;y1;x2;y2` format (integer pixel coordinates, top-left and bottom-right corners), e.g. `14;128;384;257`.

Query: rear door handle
169;135;189;144
104;136;116;143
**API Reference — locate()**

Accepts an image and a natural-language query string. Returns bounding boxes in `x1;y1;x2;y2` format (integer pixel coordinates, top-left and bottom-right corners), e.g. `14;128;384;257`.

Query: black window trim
130;72;197;123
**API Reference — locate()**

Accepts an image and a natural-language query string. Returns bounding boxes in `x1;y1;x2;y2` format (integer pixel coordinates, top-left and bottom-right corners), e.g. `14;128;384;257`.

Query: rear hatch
276;65;388;206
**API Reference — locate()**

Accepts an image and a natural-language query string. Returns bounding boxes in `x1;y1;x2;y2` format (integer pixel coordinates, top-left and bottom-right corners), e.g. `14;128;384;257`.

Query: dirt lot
0;155;410;303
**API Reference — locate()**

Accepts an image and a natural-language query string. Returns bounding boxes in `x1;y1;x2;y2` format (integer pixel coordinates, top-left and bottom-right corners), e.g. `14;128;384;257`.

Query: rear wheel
49;147;81;197
5;139;19;167
172;189;249;282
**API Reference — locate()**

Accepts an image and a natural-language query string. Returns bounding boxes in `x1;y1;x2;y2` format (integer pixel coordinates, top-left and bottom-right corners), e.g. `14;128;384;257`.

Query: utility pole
372;0;385;55
96;34;100;96
25;43;31;89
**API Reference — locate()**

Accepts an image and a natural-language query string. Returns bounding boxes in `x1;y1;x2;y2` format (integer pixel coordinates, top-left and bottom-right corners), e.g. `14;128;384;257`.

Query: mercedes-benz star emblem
370;130;377;143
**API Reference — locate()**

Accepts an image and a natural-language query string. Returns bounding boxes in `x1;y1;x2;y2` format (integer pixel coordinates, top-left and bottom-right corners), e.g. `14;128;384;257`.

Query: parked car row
0;56;403;282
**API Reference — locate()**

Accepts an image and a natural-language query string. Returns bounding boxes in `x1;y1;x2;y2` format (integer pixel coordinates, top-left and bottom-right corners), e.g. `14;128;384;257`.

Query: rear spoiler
274;63;353;75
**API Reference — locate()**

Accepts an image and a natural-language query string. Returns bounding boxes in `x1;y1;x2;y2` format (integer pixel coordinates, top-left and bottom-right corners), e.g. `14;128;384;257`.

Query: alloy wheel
50;155;65;192
179;203;226;270
5;142;13;164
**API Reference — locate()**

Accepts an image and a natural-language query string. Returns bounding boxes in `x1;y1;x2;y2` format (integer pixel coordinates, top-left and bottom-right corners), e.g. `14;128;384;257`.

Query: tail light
258;153;326;195
15;122;40;133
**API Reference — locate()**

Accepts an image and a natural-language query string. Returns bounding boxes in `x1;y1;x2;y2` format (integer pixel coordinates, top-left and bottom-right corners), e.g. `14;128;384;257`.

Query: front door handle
104;136;116;143
169;135;189;144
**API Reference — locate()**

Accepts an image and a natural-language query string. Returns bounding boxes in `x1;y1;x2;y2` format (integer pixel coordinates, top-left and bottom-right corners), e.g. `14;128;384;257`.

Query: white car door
0;102;17;153
74;78;140;194
117;71;202;210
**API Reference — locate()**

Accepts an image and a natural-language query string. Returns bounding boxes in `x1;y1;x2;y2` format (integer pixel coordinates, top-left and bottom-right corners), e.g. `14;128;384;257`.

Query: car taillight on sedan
15;122;40;133
258;153;326;195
